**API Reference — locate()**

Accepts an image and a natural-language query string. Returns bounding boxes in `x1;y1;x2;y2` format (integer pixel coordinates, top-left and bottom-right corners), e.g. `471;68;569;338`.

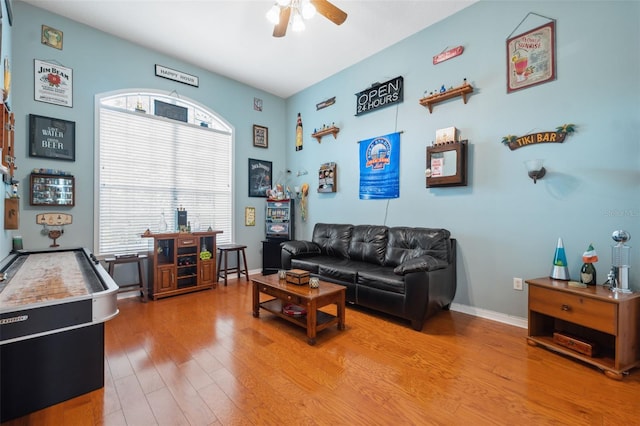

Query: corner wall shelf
311;126;340;143
419;83;473;114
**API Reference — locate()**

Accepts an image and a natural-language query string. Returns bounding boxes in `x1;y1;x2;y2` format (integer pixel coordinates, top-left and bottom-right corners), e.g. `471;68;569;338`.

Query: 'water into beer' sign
355;76;403;116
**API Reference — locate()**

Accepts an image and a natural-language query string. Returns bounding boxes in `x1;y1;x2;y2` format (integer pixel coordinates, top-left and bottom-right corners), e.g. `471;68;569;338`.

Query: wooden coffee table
252;274;346;345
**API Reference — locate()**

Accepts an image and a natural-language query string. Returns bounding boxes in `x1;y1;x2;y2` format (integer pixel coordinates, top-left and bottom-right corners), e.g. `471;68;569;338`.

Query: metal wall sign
355;76;403;116
154;64;199;87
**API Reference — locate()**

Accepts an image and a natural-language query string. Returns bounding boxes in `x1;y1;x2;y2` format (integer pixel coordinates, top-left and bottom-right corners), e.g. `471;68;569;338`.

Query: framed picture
507;21;556;93
253;124;268;148
248;158;272;197
29;114;76;161
5;0;12;26
41;25;63;50
245;207;256;226
34;59;73;107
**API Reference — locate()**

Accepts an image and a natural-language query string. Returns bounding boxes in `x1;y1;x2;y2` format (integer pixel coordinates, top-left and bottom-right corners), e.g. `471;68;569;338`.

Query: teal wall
284;0;640;317
8;1;640;319
10;1;288;269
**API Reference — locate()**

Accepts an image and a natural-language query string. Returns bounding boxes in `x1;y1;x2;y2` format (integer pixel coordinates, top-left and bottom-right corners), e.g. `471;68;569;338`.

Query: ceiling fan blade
310;0;347;25
273;7;291;37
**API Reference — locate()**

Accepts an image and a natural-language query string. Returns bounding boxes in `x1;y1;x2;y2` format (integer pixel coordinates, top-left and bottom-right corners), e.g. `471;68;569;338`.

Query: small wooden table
252;274;346;345
526;277;640;379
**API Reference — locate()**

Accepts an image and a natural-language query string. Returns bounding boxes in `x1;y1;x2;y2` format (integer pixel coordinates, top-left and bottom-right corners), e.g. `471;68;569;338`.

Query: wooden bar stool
104;254;148;301
216;244;249;286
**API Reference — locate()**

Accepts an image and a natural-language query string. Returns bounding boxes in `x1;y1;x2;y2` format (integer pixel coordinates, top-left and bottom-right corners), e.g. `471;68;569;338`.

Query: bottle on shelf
295;113;303;151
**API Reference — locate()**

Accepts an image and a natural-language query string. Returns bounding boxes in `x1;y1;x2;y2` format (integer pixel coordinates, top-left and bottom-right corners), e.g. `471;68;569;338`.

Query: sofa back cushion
348;225;388;265
384;227;451;267
312;223;354;258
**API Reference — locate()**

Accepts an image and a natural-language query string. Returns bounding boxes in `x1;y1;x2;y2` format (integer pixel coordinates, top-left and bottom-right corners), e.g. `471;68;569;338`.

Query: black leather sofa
280;223;456;331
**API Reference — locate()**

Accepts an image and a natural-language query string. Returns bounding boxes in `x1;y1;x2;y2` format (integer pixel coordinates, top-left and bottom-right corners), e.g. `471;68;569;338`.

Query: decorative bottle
580;262;597;286
158;210;168;233
580;243;598;286
295;113;303;151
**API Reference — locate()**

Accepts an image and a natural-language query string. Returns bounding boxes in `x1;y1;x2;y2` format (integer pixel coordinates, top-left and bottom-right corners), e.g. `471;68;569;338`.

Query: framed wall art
248;158;272;197
34;59;73;107
41;25;63;50
245;207;256;226
253;124;268;148
507;21;556;93
5;0;12;26
29;114;76;161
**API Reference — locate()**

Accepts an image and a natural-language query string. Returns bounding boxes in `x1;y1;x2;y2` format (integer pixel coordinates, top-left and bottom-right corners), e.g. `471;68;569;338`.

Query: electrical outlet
513;277;524;291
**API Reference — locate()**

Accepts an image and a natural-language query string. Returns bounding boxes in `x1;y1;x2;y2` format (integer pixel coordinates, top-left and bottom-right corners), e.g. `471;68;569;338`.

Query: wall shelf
311;126;339;143
419;83;473;114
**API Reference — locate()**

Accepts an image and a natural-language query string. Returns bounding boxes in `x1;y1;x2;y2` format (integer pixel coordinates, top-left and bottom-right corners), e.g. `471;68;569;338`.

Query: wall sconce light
524;159;546;184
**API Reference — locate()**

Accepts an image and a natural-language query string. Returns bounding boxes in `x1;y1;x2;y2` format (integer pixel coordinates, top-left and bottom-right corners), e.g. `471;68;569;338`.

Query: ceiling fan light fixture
266;4;280;25
301;1;316;19
291;12;305;32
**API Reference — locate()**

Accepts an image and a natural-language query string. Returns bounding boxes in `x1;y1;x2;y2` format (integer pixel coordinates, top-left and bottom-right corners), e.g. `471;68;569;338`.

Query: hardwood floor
4;275;639;425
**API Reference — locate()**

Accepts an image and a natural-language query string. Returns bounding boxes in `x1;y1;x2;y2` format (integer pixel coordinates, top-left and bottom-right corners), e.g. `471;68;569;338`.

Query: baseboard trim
450;303;528;329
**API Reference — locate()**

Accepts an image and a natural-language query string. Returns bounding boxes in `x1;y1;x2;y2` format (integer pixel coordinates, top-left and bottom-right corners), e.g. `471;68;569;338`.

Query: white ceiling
22;0;477;98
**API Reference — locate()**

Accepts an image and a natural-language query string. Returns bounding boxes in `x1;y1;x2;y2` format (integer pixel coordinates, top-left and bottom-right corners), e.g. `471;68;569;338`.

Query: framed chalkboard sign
29;114;75;161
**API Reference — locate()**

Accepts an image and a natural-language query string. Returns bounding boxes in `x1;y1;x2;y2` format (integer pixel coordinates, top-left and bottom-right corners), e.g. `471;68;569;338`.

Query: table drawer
529;285;617;335
177;237;197;247
259;285;304;305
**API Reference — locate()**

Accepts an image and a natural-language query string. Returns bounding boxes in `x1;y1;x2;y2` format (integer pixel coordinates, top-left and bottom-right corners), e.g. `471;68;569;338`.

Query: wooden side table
526;277;640;379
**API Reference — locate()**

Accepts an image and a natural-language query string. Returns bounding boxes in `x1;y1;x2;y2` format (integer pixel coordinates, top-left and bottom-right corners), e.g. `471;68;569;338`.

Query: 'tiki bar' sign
355;76;403;116
501;124;576;151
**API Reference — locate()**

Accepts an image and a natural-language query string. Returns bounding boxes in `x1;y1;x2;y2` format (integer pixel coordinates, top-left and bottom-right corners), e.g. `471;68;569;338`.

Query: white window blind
97;100;232;256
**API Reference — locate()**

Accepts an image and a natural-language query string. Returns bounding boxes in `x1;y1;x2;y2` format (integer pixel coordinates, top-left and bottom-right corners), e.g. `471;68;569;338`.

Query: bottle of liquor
295;113;303;151
580;262;596;286
580;243;598;285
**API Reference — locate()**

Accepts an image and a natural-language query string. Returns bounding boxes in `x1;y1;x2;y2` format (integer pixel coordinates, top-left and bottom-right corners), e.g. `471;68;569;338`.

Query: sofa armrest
281;240;322;257
393;255;448;275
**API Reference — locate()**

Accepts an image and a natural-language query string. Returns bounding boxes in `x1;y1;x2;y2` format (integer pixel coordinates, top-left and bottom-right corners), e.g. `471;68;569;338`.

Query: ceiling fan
267;0;348;38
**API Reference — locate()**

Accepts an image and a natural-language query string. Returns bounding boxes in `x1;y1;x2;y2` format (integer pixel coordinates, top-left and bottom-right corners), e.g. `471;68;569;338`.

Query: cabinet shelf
419;83;473;114
311;126;340;143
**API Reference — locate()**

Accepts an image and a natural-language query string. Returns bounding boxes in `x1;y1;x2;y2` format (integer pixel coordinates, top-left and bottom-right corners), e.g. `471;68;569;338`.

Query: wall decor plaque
34;59;73;107
29;114;75;161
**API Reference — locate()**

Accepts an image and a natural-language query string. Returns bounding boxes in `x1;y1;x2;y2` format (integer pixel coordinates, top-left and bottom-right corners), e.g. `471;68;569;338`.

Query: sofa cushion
281;240;321;256
384;227;451;267
316;258;359;283
393;256;448;275
290;258;321;273
348;225;388;265
357;265;405;294
312;223;353;258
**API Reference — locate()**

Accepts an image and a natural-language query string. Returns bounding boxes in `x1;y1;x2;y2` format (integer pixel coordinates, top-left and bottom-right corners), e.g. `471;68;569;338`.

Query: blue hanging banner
359;132;400;199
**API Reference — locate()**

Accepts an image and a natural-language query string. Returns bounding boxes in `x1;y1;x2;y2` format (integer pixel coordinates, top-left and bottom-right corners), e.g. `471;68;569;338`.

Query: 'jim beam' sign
355;76;403;116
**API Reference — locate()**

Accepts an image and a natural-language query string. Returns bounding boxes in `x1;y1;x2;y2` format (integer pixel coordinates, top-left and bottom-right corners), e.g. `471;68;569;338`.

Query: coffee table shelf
259;298;338;330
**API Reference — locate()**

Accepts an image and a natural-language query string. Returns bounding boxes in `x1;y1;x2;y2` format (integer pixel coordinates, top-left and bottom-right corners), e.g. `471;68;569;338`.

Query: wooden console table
526;277;640;379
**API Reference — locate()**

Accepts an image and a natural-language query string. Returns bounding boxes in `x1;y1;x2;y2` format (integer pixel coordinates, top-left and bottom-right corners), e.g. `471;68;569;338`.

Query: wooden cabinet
526;277;640;379
144;231;221;300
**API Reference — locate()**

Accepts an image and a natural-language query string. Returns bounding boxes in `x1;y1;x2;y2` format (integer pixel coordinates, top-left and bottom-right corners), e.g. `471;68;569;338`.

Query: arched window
95;90;233;255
